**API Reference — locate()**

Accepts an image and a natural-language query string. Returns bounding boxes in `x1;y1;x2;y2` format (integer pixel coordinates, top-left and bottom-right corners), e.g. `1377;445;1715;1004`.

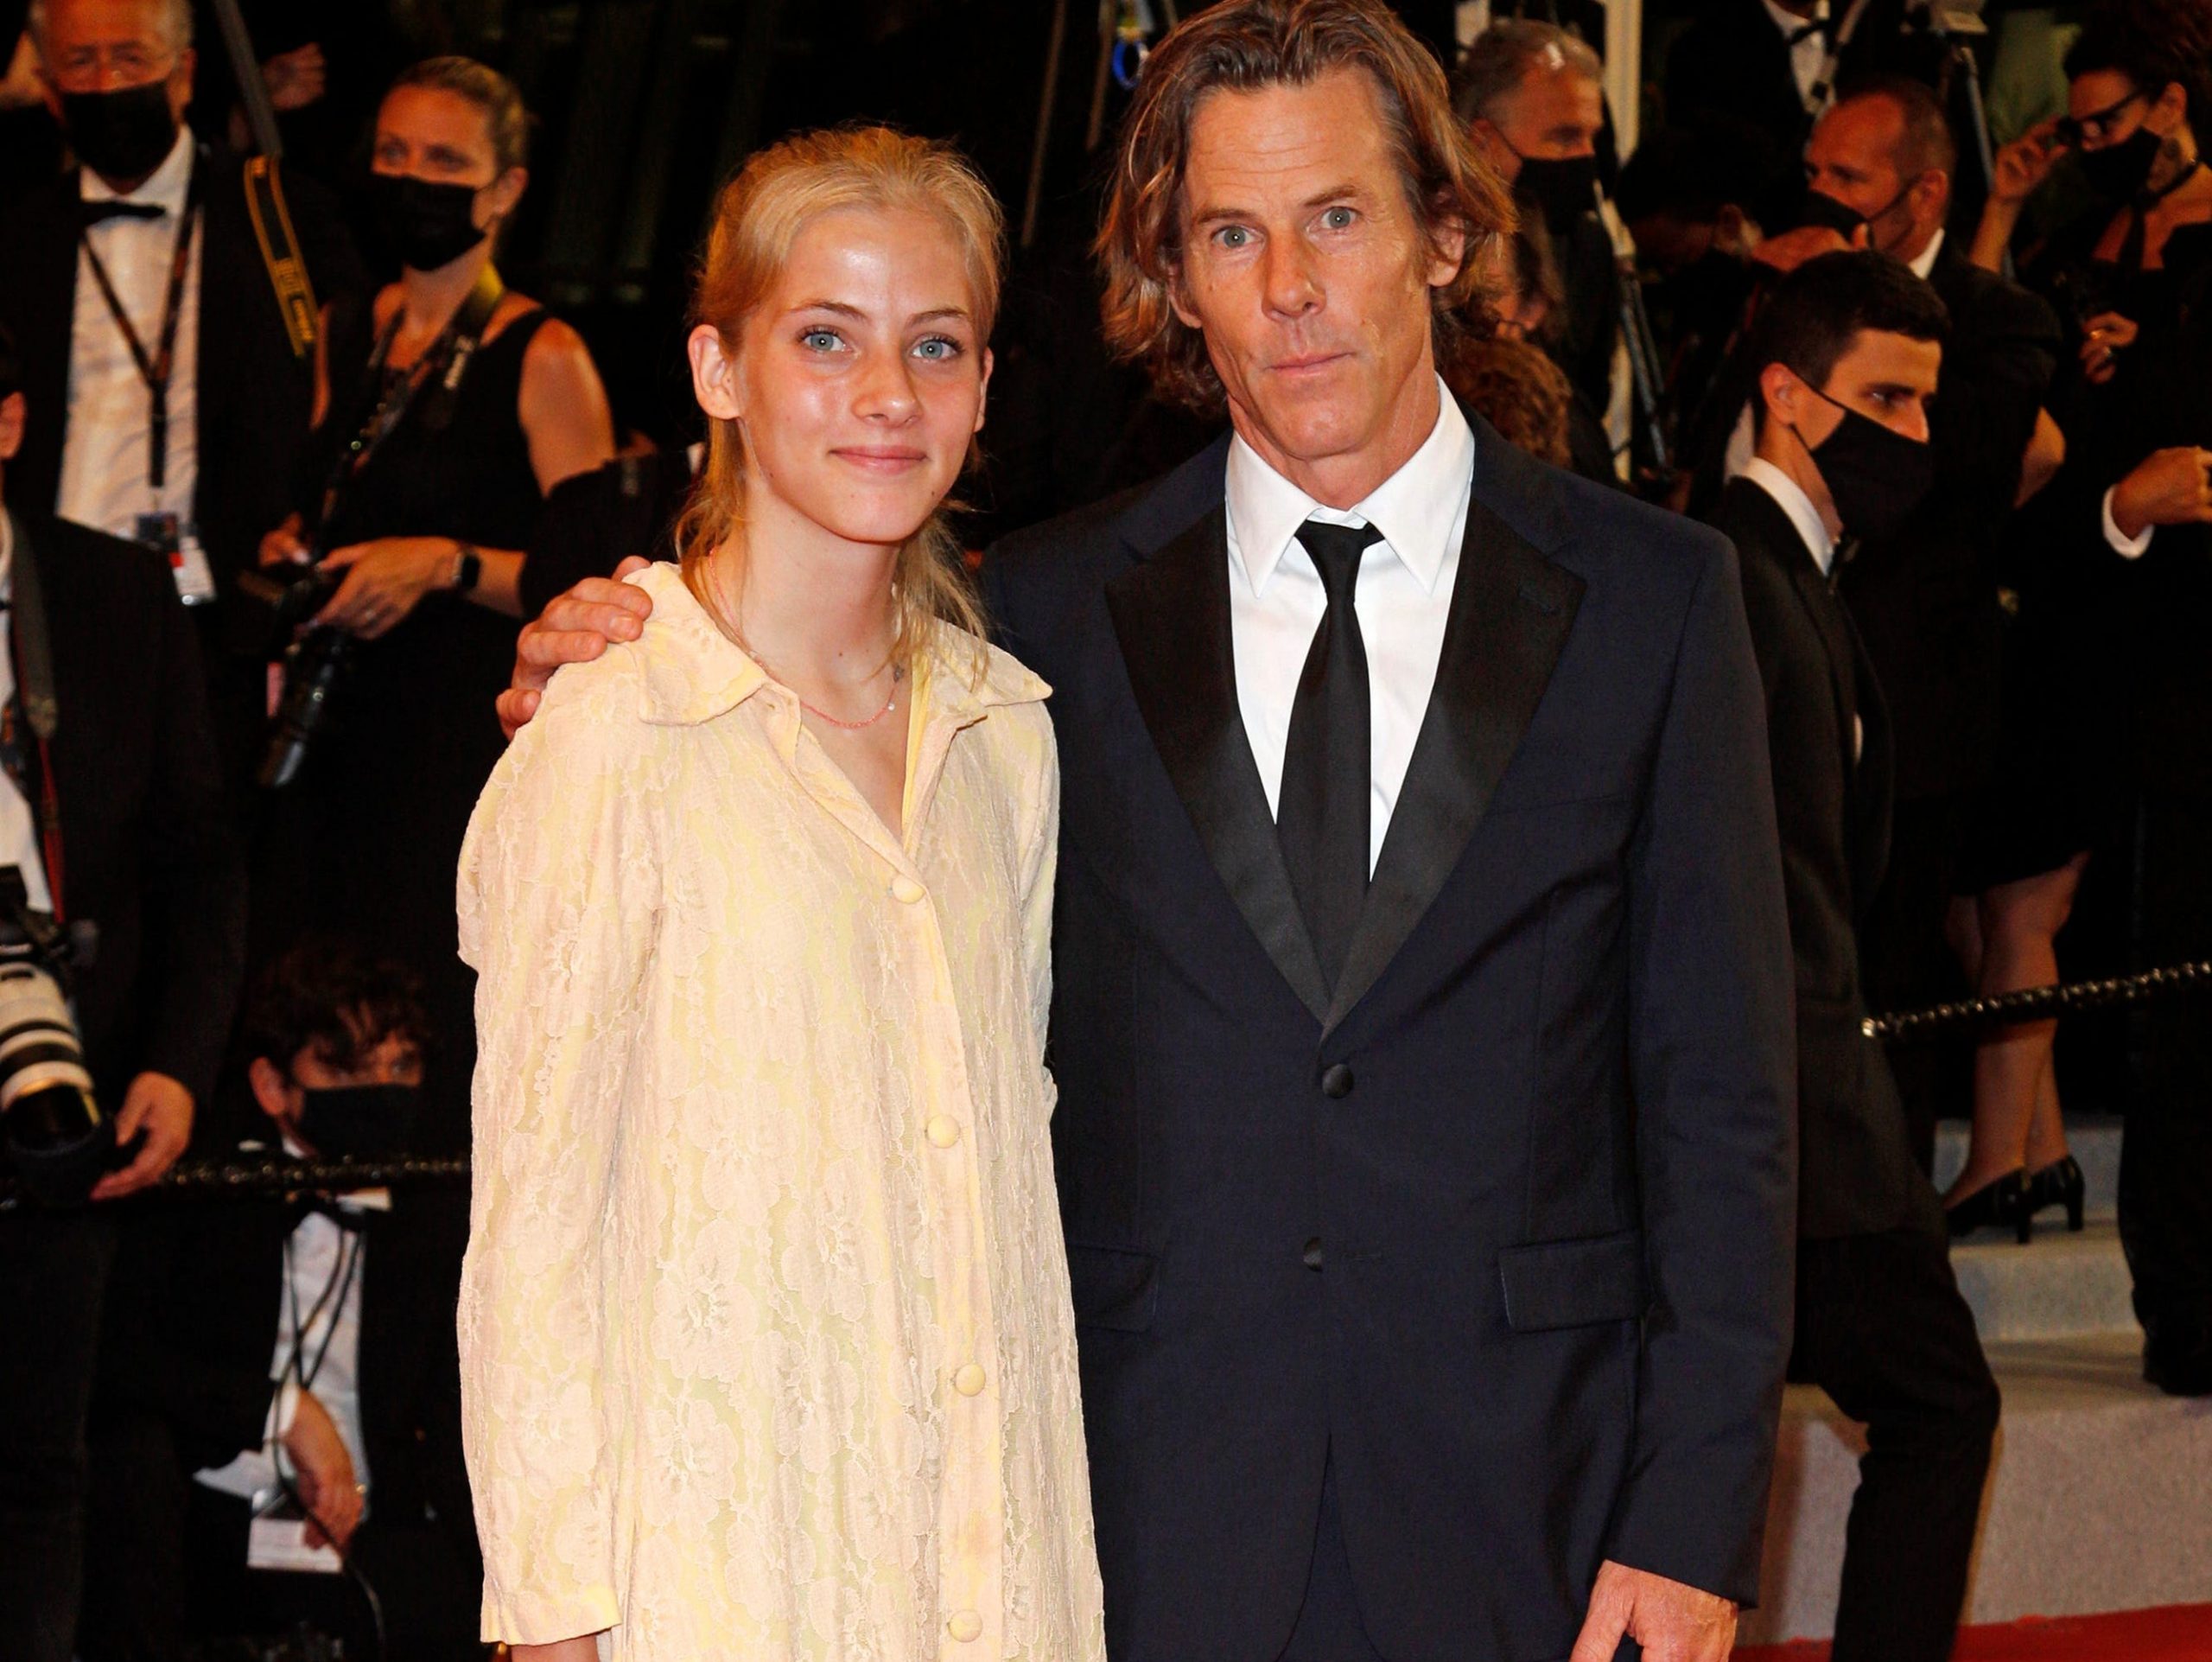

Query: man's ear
247;1056;292;1124
1757;360;1802;430
1166;260;1205;332
167;46;195;124
0;392;25;465
2152;80;2190;137
1910;167;1952;226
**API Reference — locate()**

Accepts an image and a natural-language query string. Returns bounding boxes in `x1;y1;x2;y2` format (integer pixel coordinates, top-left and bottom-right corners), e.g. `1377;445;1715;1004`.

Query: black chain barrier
5;962;2209;1207
1862;958;2212;1042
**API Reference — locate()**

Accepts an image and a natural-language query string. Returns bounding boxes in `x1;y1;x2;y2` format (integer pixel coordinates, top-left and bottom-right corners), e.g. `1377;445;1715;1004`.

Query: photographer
256;56;613;1153
0;317;245;1661
79;938;479;1661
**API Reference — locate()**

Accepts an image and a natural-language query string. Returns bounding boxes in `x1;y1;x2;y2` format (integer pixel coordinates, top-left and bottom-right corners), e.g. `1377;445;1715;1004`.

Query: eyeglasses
2056;89;2146;150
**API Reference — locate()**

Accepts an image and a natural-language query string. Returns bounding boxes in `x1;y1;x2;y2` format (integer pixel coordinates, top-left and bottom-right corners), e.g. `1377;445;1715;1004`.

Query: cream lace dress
455;564;1105;1662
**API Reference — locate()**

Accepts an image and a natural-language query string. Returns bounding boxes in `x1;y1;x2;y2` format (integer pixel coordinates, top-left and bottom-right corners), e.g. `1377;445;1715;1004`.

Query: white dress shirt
0;515;54;912
56;127;212;602
1764;0;1833;108
1226;379;1476;872
196;1143;385;1516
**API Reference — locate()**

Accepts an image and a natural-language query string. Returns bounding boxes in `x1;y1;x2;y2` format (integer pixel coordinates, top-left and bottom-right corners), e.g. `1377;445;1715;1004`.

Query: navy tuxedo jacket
983;423;1798;1662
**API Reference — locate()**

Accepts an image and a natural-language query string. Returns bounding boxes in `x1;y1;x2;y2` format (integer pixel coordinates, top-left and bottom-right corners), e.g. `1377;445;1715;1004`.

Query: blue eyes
796;328;964;362
1218;226;1252;248
1211;208;1357;248
1322;207;1356;229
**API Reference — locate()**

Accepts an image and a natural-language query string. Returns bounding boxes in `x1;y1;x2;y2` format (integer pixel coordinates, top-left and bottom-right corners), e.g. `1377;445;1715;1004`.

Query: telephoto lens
0;957;106;1207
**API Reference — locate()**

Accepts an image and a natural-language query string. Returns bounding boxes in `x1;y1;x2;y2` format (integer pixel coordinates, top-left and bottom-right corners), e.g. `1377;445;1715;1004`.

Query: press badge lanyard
283;1214;364;1397
76;157;205;495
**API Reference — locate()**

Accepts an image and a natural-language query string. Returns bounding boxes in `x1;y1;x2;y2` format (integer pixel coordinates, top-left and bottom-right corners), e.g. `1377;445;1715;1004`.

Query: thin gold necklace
733;624;903;730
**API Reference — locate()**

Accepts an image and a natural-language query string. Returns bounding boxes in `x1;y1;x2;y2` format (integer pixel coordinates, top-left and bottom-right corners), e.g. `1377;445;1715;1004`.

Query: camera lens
0;960;107;1207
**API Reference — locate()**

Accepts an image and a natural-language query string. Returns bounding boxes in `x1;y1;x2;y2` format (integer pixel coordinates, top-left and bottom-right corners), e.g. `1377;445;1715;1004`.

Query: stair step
1742;1330;2212;1645
1949;1219;2137;1342
1933;1114;2122;1220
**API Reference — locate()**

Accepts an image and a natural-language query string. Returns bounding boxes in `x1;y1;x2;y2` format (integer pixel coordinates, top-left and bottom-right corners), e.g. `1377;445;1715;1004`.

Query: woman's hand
311;537;457;639
511;1639;604;1661
1992;118;2064;207
260;513;311;569
2080;311;2139;385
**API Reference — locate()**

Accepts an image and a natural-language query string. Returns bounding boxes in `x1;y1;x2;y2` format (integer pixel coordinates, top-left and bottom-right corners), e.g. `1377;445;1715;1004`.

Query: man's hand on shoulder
499;557;656;740
1571;1559;1737;1662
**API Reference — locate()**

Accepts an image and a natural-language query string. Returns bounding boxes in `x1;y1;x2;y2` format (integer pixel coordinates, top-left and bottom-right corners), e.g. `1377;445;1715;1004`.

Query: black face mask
1795;381;1936;541
2075;124;2165;205
368;171;490;272
1515;152;1603;230
60;80;179;185
297;1084;420;1159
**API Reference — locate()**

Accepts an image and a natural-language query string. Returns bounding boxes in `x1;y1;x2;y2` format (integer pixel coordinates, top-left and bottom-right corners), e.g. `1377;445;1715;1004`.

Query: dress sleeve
454;657;661;1645
1017;711;1062;1098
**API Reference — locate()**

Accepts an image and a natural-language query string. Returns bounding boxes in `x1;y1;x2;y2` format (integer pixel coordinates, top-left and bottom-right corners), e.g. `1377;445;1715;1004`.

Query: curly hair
1096;0;1515;411
1442;337;1573;466
2064;0;2212;138
242;938;429;1077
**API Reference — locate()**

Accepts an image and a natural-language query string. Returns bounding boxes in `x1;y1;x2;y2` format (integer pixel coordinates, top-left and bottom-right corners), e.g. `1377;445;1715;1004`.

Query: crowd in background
0;0;2204;1657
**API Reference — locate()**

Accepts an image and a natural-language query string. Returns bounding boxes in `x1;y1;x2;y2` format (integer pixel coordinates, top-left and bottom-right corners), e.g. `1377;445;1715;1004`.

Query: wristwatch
450;540;482;594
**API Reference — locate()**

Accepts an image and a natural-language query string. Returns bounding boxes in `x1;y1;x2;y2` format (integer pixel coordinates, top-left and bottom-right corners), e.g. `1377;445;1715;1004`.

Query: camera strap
3;512;67;920
241;155;321;360
313;264;505;539
77;152;206;495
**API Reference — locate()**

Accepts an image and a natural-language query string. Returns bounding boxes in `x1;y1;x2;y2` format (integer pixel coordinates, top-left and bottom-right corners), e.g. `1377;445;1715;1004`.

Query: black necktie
79;198;166;227
1277;519;1383;990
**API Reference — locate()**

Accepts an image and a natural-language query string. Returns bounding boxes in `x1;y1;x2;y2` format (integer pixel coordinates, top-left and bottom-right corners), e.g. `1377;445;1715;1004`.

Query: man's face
1482;61;1605;176
37;0;191;119
1805;98;1942;257
251;1029;423;1153
1796;327;1942;447
1172;68;1460;499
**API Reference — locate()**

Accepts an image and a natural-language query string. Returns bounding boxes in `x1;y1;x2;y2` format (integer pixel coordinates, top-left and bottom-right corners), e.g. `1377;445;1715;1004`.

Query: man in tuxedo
1711;251;2000;1662
79;939;480;1661
505;4;1797;1659
1770;77;2063;1160
0;324;246;1662
0;0;360;779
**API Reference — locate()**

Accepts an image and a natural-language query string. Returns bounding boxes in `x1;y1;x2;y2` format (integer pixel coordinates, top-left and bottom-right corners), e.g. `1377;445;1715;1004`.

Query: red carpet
1736;1603;2212;1662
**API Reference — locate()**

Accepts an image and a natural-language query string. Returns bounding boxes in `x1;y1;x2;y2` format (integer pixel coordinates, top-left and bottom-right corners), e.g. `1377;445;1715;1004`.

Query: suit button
953;1363;987;1397
1320;1063;1354;1098
925;1114;962;1148
947;1610;982;1642
890;875;925;904
1302;1238;1324;1271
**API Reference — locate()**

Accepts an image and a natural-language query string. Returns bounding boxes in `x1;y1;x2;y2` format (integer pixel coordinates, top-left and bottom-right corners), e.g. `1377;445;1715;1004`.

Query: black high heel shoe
1947;1168;2031;1244
2024;1154;2087;1232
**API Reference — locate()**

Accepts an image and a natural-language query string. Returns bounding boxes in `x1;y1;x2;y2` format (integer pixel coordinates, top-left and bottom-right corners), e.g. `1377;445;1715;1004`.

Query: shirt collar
627;561;1048;729
1763;0;1827;38
1224;377;1476;597
1907;226;1944;281
79;124;194;214
1741;455;1838;574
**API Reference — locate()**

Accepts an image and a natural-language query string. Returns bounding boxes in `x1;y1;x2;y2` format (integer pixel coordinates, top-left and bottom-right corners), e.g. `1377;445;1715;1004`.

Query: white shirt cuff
2103;486;2155;558
268;1377;302;1442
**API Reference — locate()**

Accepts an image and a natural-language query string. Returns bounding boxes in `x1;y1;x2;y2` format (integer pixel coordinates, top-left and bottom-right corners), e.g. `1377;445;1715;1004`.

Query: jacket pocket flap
1065;1242;1159;1333
1498;1229;1648;1333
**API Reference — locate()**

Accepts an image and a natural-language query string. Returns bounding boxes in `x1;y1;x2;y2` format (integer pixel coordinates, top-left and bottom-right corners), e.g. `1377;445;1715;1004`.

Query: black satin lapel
1325;495;1584;1035
1106;506;1332;1023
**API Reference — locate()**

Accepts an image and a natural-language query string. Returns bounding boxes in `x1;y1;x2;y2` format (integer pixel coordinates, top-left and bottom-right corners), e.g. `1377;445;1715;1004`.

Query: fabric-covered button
1320;1063;1354;1098
890;875;925;904
947;1610;982;1643
925;1114;962;1148
953;1363;987;1397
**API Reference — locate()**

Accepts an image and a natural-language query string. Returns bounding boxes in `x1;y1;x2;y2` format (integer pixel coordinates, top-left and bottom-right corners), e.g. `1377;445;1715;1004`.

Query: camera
0;868;105;1207
234;563;353;792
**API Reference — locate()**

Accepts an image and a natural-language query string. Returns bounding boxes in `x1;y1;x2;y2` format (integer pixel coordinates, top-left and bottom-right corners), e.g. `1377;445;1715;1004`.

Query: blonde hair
678;126;1004;676
1097;0;1514;411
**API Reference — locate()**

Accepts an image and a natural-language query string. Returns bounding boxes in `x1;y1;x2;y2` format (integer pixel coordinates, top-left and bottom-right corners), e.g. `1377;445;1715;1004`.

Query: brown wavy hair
678;126;1002;674
1096;0;1516;411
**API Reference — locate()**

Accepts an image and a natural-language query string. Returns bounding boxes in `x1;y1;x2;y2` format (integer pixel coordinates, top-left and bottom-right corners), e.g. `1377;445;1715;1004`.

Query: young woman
456;129;1106;1662
259;56;615;1153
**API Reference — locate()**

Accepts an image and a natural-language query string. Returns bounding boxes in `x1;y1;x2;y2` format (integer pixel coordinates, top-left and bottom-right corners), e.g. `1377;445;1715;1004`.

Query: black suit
0;146;362;780
1837;245;2060;1160
984;424;1798;1662
79;1142;479;1660
1715;476;1999;1662
0;511;245;1662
